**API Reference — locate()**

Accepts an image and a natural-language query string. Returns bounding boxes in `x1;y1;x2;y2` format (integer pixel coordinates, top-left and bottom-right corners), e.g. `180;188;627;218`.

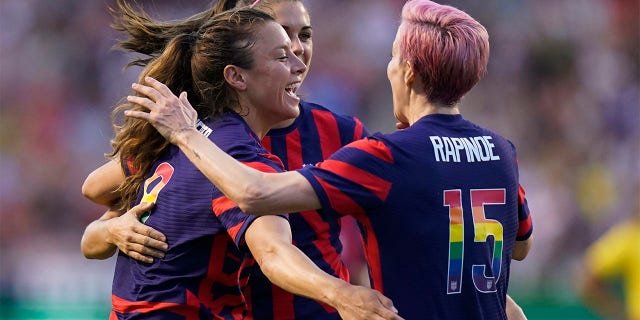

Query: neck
242;113;269;139
407;92;460;125
271;115;297;130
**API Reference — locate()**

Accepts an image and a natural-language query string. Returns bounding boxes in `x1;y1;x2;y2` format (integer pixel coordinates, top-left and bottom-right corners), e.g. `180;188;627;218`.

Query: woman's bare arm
512;236;533;261
81;202;167;263
245;215;402;320
82;160;125;206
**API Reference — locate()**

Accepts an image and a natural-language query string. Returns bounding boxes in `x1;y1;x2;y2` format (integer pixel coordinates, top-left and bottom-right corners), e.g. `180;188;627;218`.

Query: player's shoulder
202;114;262;155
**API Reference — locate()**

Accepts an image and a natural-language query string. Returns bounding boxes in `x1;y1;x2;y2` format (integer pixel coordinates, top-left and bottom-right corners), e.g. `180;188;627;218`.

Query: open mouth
285;82;300;98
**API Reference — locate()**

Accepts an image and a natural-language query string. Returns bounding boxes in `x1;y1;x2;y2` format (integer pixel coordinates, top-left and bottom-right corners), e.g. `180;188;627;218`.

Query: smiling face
239;21;307;131
272;1;313;82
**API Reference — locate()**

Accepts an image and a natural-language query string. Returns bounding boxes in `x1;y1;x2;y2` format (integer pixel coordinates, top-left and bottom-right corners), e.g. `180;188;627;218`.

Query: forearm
256;238;349;307
174;128;320;214
80;210;120;259
246;216;347;308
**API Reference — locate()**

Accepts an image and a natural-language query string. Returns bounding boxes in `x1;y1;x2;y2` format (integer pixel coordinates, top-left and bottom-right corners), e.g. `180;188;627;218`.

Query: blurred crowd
0;0;638;315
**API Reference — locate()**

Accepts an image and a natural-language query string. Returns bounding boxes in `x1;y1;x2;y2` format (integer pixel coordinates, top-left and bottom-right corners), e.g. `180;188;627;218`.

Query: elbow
80;240;115;260
80;238;101;259
235;179;270;215
80;225;116;260
81;175;98;201
252;243;280;281
257;254;278;281
81;171;106;203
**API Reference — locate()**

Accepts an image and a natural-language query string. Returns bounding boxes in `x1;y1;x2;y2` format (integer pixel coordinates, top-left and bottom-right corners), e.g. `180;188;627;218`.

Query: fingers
130;240;166;258
126;251;154;264
128;77;174;105
123;242;165;263
126;95;156;112
373;291;402;319
129;202;154;217
375;291;398;313
124;109;151;121
143;76;174;97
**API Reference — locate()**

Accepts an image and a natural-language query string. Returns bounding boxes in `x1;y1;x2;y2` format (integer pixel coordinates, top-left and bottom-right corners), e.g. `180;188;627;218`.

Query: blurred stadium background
0;0;638;319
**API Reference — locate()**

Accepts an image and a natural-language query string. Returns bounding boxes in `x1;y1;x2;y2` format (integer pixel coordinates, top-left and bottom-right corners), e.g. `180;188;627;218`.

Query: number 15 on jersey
445;189;505;294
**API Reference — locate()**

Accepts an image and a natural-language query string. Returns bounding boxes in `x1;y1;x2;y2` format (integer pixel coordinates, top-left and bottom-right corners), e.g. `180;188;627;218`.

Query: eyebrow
281;25;313;31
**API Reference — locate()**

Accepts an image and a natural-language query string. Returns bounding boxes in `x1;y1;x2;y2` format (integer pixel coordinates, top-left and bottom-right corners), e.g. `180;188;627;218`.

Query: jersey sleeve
353;116;370;140
516;184;533;241
297;136;393;218
212;151;288;249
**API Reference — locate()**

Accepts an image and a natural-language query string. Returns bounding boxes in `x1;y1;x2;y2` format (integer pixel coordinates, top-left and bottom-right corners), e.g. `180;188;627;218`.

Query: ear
403;60;415;88
223;65;247;91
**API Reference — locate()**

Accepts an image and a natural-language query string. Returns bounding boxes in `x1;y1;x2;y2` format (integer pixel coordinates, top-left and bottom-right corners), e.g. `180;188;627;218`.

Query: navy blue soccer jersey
298;114;533;320
111;113;285;320
251;100;369;319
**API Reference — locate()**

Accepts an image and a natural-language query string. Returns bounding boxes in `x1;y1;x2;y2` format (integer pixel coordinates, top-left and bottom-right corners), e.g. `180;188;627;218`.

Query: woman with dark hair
126;1;533;318
82;1;373;318
88;3;399;319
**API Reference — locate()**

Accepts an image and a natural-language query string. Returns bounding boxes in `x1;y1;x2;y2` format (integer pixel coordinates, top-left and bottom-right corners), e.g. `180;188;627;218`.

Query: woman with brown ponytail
82;1;377;319
80;2;400;319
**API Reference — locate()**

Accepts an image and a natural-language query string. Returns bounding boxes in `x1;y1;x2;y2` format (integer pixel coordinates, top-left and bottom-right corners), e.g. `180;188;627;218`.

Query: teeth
286;83;299;93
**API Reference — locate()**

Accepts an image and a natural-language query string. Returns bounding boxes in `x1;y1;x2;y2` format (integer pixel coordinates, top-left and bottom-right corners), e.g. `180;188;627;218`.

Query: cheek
303;44;312;66
387;63;394;86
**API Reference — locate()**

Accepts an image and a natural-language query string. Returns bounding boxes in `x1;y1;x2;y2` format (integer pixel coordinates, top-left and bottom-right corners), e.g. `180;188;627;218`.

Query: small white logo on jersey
196;120;213;138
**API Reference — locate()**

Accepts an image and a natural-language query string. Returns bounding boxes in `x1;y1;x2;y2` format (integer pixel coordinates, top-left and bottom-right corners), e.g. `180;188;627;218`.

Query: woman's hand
125;76;198;144
106;202;168;263
332;284;404;320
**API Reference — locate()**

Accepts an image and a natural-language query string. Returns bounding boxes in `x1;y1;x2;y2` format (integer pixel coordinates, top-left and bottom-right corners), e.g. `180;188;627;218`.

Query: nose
291;36;304;58
291;52;307;75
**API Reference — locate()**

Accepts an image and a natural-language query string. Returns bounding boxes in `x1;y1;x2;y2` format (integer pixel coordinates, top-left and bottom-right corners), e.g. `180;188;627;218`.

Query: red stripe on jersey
311;109;341;160
347;139;394;164
198;236;250;319
517;184;533;237
212;196;237;217
242;160;281;173
302;210;349;281
111;291;200;319
316;177;366;217
353;117;365;140
518;185;526;205
318;159;392;202
227;222;243;242
518;216;533;238
272;285;295;318
210;196;244;242
356;217;384;292
261;136;272;152
285;129;303;170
